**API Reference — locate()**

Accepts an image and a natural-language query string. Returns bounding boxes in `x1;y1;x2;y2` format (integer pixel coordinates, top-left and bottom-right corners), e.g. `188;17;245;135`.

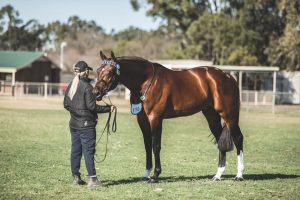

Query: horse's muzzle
92;88;103;101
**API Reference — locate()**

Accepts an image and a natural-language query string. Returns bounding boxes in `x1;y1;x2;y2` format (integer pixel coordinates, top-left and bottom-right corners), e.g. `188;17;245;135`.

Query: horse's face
93;51;120;101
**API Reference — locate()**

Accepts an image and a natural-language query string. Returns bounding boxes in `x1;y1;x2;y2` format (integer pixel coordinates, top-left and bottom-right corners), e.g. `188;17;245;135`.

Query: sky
0;0;162;32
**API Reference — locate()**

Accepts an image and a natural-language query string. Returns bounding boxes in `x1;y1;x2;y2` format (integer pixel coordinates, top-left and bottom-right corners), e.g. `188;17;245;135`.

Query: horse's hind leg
227;120;244;181
202;107;226;181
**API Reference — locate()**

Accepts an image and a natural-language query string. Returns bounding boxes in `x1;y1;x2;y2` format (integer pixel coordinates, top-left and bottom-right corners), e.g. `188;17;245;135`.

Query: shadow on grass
103;173;300;186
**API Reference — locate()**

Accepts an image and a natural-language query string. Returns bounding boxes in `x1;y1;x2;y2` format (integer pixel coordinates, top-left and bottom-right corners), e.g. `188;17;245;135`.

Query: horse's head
93;51;120;101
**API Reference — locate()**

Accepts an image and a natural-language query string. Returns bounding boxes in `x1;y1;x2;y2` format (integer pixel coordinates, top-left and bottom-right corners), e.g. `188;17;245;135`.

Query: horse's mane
117;56;170;70
117;56;149;63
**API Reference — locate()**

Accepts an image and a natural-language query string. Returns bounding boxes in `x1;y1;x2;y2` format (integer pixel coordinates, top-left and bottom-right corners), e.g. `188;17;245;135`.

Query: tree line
0;0;299;70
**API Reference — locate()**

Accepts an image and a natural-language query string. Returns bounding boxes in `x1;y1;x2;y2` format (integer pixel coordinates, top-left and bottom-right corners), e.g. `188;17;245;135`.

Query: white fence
0;81;68;97
0;81;126;99
241;90;273;105
0;81;298;105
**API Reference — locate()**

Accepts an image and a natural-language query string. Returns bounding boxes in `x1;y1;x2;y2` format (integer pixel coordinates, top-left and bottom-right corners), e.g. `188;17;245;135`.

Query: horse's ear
111;51;117;61
100;51;107;60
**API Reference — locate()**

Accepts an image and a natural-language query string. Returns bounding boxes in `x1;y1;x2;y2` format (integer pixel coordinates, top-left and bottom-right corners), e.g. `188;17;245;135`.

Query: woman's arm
85;86;111;113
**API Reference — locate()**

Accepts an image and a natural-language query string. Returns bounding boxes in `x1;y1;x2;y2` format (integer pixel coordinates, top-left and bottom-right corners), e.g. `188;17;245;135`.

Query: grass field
0;97;299;200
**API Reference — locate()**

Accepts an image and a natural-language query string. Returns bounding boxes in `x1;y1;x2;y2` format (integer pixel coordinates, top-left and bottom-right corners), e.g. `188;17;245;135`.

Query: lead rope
94;95;117;163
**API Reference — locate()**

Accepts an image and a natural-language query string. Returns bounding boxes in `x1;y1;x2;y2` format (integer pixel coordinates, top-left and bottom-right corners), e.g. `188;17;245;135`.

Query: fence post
239;71;242;101
246;90;249;112
49;84;52;96
12;71;16;97
20;82;24;96
272;71;277;114
255;91;258;105
44;82;48;99
125;88;130;100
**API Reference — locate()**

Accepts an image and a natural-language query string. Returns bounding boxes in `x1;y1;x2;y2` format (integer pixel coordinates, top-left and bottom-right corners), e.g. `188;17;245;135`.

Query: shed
0;51;61;95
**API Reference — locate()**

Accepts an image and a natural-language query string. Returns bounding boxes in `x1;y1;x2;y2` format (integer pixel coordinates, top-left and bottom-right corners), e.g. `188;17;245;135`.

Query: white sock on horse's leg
213;166;225;180
236;150;244;178
143;169;151;178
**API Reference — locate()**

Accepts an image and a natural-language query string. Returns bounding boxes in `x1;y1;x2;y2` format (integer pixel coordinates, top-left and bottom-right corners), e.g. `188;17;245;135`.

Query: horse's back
159;66;240;119
158;66;211;117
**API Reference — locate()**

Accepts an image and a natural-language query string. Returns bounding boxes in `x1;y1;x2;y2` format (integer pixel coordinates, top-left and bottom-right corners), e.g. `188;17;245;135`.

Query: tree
132;0;298;68
113;26;148;41
228;47;258;65
0;5;23;49
0;4;47;51
235;0;284;65
46;16;105;48
112;26;178;59
186;12;243;63
266;0;300;70
130;0;211;34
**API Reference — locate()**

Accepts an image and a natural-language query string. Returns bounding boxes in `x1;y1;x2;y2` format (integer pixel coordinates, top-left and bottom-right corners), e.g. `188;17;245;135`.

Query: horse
93;51;244;183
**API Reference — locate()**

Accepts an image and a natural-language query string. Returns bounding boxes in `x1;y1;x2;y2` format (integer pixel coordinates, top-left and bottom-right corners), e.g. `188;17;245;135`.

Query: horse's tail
217;123;234;152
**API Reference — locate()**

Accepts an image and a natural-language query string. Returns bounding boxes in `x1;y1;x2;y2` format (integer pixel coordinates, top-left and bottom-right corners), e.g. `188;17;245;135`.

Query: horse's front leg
149;117;163;183
137;111;152;181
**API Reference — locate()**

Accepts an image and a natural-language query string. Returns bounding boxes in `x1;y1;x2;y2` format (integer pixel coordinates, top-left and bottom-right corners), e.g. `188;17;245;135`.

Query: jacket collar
80;76;92;83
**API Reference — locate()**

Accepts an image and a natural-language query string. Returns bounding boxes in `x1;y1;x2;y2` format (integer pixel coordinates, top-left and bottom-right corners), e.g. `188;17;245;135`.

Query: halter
101;60;120;75
97;60;121;96
99;60;156;102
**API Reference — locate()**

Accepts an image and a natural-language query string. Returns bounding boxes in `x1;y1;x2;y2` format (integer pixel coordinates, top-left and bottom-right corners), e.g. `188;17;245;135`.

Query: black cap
74;61;93;72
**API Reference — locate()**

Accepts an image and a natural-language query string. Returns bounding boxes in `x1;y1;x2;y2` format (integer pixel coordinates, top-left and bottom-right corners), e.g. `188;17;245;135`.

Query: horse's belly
163;104;204;119
163;110;200;119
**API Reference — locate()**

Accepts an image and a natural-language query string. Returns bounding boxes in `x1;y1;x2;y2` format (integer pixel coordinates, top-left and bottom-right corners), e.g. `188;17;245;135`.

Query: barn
0;51;61;95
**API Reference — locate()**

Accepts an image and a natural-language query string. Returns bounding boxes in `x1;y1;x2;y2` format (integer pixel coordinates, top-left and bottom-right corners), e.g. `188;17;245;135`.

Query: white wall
277;71;300;104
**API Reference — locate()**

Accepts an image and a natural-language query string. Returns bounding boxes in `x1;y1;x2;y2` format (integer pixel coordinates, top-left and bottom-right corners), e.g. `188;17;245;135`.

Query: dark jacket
63;77;111;129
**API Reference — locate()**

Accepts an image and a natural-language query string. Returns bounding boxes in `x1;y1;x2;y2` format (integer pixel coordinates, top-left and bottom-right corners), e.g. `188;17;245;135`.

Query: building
277;71;300;104
0;51;61;95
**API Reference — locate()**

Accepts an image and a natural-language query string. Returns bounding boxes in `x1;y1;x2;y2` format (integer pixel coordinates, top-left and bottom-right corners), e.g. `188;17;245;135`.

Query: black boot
87;176;102;188
73;175;86;185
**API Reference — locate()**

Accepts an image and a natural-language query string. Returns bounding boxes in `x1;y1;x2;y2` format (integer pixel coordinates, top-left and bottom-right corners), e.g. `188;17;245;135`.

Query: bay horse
93;51;244;182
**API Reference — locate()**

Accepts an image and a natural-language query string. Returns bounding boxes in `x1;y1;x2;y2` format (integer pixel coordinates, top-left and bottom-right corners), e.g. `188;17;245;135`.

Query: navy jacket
63;77;111;129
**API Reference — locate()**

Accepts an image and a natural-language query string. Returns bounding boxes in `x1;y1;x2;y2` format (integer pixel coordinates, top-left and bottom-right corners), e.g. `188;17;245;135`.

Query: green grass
0;100;299;199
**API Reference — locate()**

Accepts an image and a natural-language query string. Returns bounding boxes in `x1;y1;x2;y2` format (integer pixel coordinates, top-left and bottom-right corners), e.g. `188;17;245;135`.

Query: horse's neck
118;59;151;94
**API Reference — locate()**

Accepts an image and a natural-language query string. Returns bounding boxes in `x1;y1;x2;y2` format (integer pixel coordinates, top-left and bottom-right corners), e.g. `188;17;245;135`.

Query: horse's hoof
234;176;244;181
140;177;150;182
212;176;221;181
148;177;158;183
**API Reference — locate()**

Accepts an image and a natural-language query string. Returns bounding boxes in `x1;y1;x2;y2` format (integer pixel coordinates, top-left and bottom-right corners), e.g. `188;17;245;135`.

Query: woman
63;61;113;188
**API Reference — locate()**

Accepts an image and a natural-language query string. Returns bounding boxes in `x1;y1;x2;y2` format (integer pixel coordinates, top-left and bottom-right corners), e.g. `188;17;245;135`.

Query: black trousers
70;127;96;177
